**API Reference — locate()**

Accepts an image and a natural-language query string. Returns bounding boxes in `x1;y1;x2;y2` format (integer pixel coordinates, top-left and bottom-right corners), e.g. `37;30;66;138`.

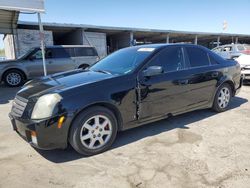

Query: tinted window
186;47;210;67
31;50;43;59
90;47;154;75
209;54;219;65
51;48;71;58
75;47;97;56
147;47;185;72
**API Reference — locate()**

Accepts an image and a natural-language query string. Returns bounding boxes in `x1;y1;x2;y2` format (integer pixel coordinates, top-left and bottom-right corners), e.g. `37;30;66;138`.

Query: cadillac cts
9;44;242;156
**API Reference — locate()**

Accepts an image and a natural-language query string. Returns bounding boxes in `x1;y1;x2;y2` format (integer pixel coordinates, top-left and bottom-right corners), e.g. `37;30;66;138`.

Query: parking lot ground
0;85;250;188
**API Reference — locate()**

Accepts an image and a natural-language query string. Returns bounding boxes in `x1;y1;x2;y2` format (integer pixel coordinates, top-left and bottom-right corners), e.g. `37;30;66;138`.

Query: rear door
73;47;99;67
46;47;76;75
181;46;219;109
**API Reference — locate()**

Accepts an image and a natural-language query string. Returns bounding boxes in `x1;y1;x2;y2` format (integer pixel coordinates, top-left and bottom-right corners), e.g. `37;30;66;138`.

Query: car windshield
89;47;156;75
18;48;35;59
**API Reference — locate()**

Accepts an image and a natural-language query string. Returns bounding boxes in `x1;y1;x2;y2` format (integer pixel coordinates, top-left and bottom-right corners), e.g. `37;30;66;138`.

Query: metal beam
166;34;170;43
37;13;47;76
217;36;220;47
194;35;198;45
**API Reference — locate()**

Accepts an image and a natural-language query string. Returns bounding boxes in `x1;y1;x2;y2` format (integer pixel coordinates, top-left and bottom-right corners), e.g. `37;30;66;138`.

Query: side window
46;49;52;59
75;47;97;57
186;47;210;68
147;47;185;72
31;50;43;59
222;46;232;52
209;54;219;65
51;48;71;58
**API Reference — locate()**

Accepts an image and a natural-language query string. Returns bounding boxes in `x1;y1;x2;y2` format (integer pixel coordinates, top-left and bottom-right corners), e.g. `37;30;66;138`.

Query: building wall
110;33;131;51
82;31;107;58
3;35;15;59
15;29;53;57
4;29;54;59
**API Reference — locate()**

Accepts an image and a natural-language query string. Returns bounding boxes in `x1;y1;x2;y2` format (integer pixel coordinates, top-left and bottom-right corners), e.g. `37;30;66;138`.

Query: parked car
9;44;242;156
235;54;250;80
0;45;99;87
0;56;5;61
212;44;250;60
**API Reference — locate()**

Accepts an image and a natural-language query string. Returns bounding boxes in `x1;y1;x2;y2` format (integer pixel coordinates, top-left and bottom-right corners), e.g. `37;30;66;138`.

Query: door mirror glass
143;66;163;77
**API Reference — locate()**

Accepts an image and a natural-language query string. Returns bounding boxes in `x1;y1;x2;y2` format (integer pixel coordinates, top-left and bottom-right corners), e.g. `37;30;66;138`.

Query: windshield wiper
93;70;112;75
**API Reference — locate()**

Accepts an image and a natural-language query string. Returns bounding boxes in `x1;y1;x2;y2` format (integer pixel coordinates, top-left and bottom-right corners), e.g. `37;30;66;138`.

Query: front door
137;46;191;121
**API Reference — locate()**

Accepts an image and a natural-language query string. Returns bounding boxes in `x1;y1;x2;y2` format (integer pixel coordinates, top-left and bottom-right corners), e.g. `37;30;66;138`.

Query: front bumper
9;113;71;150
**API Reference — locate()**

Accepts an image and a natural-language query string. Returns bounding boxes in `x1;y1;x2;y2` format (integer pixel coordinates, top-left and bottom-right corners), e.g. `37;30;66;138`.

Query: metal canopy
0;9;19;34
0;0;44;34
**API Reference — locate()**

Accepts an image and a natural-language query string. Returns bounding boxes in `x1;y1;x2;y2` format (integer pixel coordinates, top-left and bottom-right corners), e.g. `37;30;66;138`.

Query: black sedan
9;44;242;156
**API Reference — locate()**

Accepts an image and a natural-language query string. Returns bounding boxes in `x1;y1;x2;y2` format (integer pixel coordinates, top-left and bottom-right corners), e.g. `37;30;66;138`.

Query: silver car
212;44;250;60
0;45;99;87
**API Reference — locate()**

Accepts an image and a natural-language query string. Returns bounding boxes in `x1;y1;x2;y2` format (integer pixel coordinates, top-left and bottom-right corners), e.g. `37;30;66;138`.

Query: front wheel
69;106;118;156
212;83;232;112
3;69;25;87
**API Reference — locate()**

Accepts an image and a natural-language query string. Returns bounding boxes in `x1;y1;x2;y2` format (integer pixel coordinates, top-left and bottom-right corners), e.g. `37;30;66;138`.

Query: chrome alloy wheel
80;115;112;149
6;72;21;86
218;87;230;108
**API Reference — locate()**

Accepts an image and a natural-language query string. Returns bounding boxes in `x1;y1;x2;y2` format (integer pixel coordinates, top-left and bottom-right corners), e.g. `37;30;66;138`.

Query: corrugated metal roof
18;21;250;38
0;0;44;34
0;0;44;13
0;9;18;34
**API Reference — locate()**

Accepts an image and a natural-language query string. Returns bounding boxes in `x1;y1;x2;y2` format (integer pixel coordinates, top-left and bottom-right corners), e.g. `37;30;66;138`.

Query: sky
1;0;250;49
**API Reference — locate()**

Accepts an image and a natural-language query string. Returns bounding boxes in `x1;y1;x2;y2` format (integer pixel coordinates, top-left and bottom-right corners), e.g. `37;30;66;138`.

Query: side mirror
143;66;163;77
28;56;35;61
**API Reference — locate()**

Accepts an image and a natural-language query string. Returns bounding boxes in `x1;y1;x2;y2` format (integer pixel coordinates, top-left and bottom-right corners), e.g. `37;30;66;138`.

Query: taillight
242;50;250;55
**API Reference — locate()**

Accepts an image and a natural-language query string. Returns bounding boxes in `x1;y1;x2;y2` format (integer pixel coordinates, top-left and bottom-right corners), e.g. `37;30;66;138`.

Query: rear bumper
241;69;250;80
9;113;71;150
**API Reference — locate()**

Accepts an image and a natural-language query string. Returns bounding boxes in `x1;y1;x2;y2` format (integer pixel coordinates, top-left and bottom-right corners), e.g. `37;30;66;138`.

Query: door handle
48;61;53;64
178;79;189;85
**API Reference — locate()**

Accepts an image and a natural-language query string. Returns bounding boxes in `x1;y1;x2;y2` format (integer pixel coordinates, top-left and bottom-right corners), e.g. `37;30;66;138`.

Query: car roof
36;45;94;49
127;43;203;50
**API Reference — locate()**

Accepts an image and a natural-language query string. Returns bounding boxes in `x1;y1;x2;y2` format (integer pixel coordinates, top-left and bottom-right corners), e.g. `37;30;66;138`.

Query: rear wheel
3;69;25;87
69;106;118;156
212;83;232;112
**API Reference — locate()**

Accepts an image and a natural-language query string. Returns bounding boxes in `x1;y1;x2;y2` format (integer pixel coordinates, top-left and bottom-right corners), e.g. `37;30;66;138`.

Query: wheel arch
2;68;27;81
216;77;236;96
69;102;124;134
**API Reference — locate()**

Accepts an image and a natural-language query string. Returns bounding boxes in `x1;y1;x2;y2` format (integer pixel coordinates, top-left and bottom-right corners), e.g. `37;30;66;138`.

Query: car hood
0;59;19;65
17;69;115;99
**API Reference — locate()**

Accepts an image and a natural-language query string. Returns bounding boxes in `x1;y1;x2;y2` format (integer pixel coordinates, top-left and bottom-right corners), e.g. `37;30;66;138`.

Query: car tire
69;106;118;156
3;69;25;87
212;83;232;112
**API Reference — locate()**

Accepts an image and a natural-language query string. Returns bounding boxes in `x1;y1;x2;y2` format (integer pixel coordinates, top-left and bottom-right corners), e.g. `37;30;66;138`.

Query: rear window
186;47;210;67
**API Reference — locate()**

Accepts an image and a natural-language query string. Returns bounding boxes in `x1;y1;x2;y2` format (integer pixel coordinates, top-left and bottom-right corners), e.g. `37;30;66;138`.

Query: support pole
217;36;220;47
235;37;238;44
38;13;47;76
130;32;134;46
166;34;170;43
194;35;198;45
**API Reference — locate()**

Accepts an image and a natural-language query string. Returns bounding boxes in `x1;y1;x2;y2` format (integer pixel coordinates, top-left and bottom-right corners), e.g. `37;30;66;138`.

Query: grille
11;96;28;117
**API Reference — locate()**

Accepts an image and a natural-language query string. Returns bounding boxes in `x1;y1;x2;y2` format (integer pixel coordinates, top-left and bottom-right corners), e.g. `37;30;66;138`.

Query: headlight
31;93;62;120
